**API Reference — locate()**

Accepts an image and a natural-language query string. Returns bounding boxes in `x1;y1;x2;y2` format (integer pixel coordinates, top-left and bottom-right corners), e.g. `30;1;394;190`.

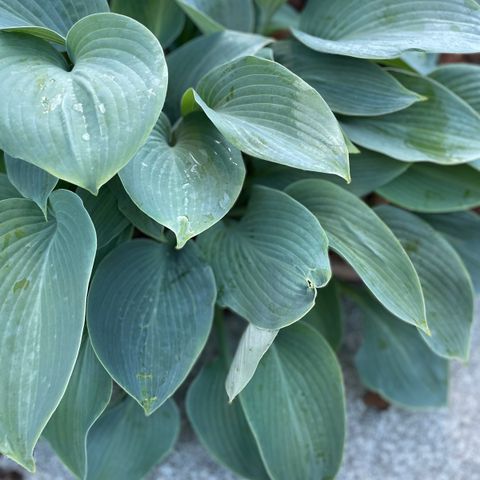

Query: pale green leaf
165;31;270;120
86;397;180;480
176;0;255;34
187;359;270;480
0;190;96;470
108;177;165;242
265;3;299;34
43;337;112;479
226;324;278;402
401;52;439;75
119;112;245;248
94;224;134;271
0;13;167;193
240;323;345;480
0;0;108;43
342;71;480;164
273;40;422;116
4;154;57;214
255;0;287;33
377;163;480;212
422;212;480;294
376;206;474;360
111;0;185;47
346;286;449;409
193;56;349;178
88;239;216;414
303;280;343;350
293;0;480;59
286;179;427;331
77;187;130;249
197;186;331;329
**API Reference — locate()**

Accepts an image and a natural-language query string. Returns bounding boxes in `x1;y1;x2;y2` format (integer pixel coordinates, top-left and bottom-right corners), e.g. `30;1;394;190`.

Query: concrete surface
1;300;479;480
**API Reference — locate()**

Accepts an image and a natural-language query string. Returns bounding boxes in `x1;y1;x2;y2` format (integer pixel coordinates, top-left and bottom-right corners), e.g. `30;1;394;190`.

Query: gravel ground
1;300;479;480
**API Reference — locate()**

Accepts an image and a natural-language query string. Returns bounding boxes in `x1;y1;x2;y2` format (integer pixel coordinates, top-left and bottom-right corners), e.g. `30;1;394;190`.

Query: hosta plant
0;0;479;479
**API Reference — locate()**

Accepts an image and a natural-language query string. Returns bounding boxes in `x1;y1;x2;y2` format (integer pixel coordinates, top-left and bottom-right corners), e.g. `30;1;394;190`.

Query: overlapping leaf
165;31;269;120
342;71;480;164
111;0;185;47
273;40;422;116
0;0;109;43
192;56;349;178
187;360;270;480
120;112;245;248
176;0;255;33
77;187;130;249
88;239;216;415
286;179;427;331
197;186;331;329
376;206;473;360
377;164;480;212
292;0;480;59
0;191;96;470
422;212;480;293
86;397;180;480
303;280;343;350
226;324;278;402
43;337;112;479
4;154;57;214
240;323;345;480
347;287;449;409
0;13;167;193
255;0;287;33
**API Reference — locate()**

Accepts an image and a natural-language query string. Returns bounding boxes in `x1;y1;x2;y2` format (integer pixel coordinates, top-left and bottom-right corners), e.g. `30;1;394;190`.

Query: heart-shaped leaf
342;71;480;164
0;190;96;470
187;359;270;480
43;337;112;479
5;154;58;214
176;0;255;34
88;239;216;415
111;0;185;47
422;212;480;294
273;40;422;116
0;13;167;193
192;56;349;178
240;323;346;480
226;324;278;402
120;112;245;248
77;186;130;249
86;397;180;480
197;186;331;329
376;206;474;360
286;179;427;331
346;286;448;409
377;163;480;212
292;0;480;59
0;0;108;43
165;31;269;120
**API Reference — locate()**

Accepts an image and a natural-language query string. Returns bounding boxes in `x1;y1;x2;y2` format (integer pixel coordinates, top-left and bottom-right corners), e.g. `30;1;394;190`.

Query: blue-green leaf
197;186;331;329
88;239;216;414
119;112;245;248
240;323;345;480
293;0;480;59
187;359;270;480
286;179;427;331
86;397;180;480
273;40;422;116
0;190;96;470
43;337;112;479
193;56;349;178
